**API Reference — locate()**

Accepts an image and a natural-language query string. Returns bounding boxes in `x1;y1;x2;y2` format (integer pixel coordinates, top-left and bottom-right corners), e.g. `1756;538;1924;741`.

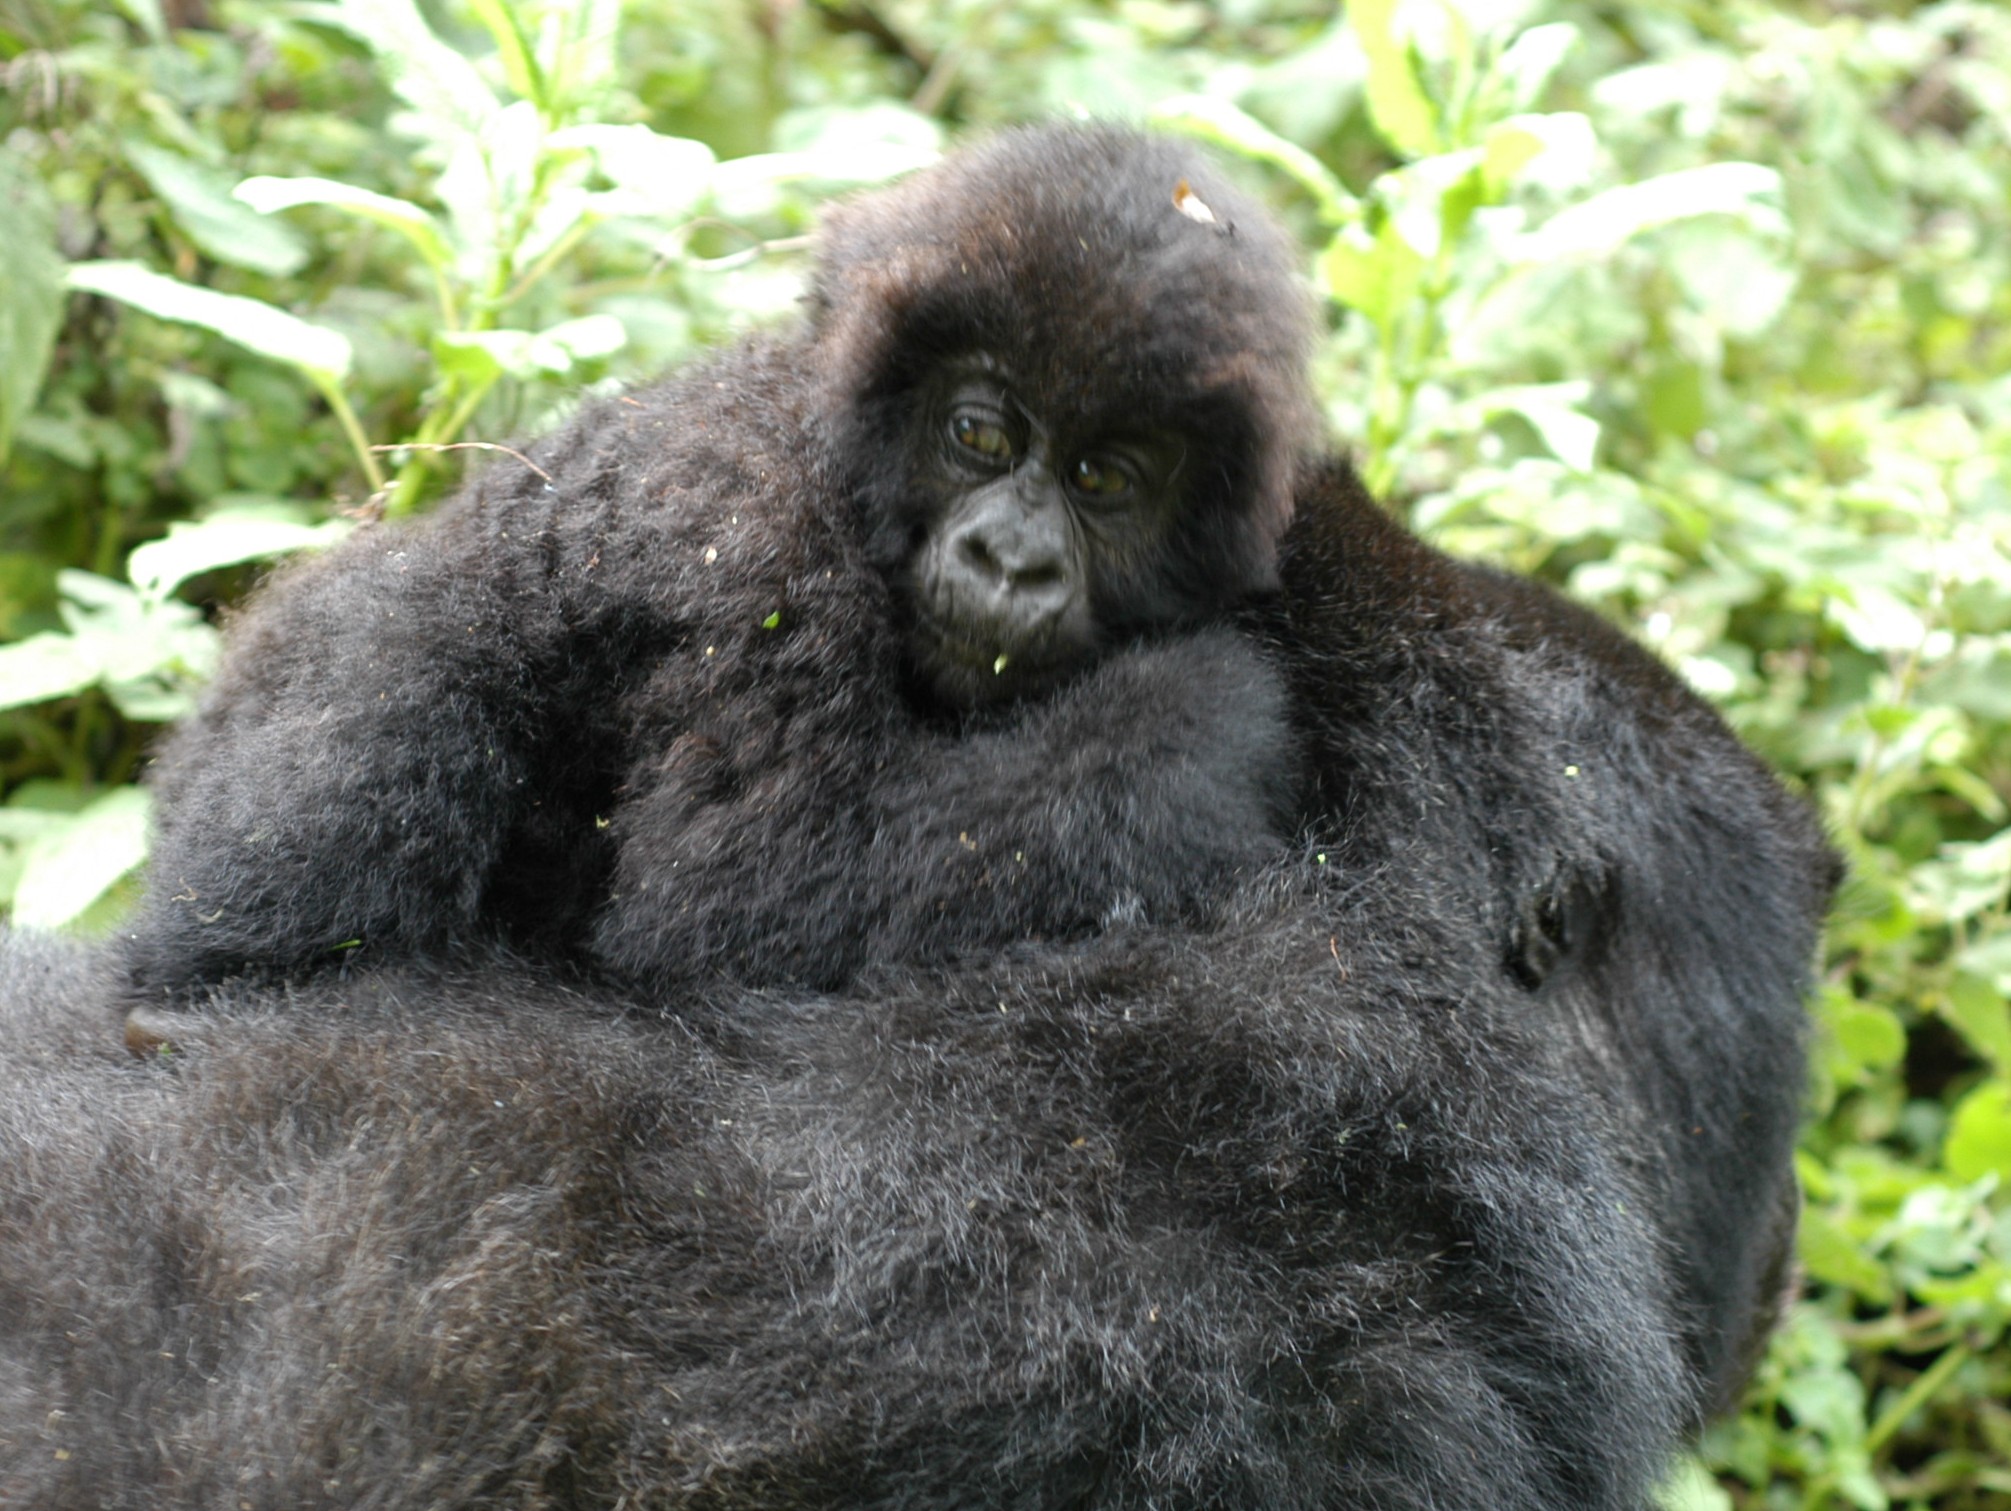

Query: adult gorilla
0;125;1836;1506
2;863;1691;1510
0;458;1833;1508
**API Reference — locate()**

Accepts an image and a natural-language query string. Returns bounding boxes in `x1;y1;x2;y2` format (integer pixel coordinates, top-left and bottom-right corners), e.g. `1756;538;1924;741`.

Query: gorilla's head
808;124;1318;709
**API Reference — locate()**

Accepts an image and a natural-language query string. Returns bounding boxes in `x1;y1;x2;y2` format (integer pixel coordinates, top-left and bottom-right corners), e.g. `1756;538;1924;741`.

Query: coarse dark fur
120;124;1316;1001
43;122;1841;1505
0;464;1834;1508
4;871;1690;1511
1267;460;1837;1417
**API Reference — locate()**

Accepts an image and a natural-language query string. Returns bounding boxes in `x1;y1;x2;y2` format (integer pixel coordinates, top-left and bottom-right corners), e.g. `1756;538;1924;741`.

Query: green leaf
537;0;621;106
0;632;99;712
9;787;151;930
467;0;544;106
114;0;166;43
1480;121;1546;198
123;140;310;277
1959;932;2011;995
9;570;224;722
1458;383;1602;472
548;125;715;220
1818;986;1907;1090
433;314;625;382
326;0;499;142
1938;973;2010;1070
1492;23;1578;116
127;502;354;602
1347;0;1438;157
1518;163;1785;263
1376;149;1485;259
67;261;353;382
1320;221;1425;329
1661;221;1798;339
1827;584;1926;655
1797;1203;1892;1304
1917;829;2011;928
712;105;941;219
234;176;453;271
1944;1080;2011;1182
1655;1453;1734;1511
0;156;66;466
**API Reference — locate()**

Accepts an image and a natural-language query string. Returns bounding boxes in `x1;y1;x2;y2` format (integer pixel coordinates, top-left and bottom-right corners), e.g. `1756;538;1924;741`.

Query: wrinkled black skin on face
0;463;1835;1504
64;125;1843;1508
117;124;1314;1002
900;361;1191;709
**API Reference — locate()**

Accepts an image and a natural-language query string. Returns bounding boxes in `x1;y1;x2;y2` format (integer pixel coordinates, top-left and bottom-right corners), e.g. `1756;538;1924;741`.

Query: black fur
1268;460;1836;1413
6;867;1693;1510
0;464;1834;1507
12;124;1841;1506
121;125;1315;1001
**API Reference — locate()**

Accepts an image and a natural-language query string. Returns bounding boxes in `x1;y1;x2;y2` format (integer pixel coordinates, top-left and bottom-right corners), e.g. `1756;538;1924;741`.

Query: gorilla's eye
950;413;1014;463
1069;455;1133;499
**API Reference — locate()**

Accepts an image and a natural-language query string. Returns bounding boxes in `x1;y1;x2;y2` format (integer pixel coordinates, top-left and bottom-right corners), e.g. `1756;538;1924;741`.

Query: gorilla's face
901;358;1187;709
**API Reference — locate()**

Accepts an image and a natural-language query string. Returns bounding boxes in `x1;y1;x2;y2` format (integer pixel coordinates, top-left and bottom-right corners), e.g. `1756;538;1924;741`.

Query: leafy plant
1;1;2007;1502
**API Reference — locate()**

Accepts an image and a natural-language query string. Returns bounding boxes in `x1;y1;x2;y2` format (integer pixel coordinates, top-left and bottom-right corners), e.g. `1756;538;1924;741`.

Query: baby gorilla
122;125;1316;1002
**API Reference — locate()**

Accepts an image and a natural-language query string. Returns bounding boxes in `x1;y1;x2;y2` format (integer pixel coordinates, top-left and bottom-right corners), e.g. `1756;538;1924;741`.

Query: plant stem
1864;1343;1970;1457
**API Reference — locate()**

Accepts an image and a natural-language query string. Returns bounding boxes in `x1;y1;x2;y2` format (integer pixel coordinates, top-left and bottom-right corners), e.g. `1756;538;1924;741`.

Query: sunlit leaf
124;141;309;276
0;632;98;711
1944;1080;2011;1182
467;0;543;105
326;0;499;141
1653;1452;1734;1511
1320;221;1424;328
9;787;151;929
1943;972;2011;1072
550;124;715;220
67;261;352;382
537;0;621;105
1493;23;1578;116
434;314;625;382
127;503;354;602
235;176;453;271
1517;163;1785;263
1347;0;1438;157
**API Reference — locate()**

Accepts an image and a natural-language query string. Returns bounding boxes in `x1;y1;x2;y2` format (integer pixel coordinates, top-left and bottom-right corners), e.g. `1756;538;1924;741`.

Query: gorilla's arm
593;626;1297;988
125;347;1297;1002
123;519;557;998
121;350;851;1000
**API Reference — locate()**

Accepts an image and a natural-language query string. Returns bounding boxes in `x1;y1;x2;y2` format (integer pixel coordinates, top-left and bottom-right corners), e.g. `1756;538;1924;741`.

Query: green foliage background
2;1;2008;1504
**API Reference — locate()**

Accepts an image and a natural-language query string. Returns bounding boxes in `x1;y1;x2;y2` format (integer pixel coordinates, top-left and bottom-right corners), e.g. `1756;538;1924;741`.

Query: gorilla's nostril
958;533;1004;583
1010;560;1065;592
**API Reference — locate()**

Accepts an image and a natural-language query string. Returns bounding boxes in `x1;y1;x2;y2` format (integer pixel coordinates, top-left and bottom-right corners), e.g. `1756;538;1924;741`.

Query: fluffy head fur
813;124;1317;612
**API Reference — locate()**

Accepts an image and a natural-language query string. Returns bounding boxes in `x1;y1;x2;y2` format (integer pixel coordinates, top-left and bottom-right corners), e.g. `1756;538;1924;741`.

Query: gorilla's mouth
909;612;1075;705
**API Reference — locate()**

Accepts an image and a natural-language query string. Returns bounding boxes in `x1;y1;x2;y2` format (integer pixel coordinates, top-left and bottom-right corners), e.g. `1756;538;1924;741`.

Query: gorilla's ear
1159;389;1292;605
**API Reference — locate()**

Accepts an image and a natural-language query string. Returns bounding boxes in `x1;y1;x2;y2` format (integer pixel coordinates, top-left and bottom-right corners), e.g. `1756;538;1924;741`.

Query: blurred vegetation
2;1;2008;1504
